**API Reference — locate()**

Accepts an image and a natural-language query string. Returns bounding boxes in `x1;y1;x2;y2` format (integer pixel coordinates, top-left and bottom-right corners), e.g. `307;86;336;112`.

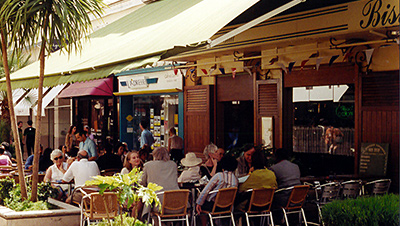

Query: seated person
44;149;68;200
1;142;15;162
200;144;224;179
25;145;43;170
96;143;123;171
178;152;202;183
62;150;100;204
140;147;179;218
270;148;301;224
39;147;53;172
121;151;143;174
196;155;238;214
235;144;256;178
236;150;277;211
0;145;12;166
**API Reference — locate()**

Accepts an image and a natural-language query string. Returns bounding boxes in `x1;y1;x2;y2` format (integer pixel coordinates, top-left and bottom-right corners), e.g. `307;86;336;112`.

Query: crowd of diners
0;125;302;225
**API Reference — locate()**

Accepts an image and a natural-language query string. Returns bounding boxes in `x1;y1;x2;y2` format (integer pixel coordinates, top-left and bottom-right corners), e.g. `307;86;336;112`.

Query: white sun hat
181;152;202;167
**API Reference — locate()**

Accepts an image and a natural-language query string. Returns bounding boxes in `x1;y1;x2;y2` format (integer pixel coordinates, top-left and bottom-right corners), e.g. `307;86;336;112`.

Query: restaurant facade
167;0;399;191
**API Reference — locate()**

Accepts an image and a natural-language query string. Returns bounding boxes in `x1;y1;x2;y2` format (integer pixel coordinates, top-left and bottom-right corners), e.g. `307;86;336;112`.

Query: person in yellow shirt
236;150;277;211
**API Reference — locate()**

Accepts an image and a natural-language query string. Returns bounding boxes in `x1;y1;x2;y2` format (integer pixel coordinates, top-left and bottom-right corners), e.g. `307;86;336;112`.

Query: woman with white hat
178;152;202;183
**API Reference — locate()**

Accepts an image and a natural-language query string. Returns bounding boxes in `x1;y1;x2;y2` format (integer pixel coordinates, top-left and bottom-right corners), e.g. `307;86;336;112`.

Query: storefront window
293;84;355;156
132;95;179;151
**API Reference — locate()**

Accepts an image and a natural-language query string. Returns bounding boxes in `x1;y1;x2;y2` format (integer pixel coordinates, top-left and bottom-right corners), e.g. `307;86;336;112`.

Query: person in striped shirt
196;155;238;214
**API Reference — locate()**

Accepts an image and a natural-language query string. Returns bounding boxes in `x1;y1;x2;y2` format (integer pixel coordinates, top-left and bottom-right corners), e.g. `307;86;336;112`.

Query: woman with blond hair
121;151;143;174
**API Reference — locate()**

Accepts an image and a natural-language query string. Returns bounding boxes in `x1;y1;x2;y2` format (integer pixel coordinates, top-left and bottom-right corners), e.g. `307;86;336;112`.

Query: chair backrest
246;188;275;213
160;189;190;217
319;182;340;204
211;187;237;215
284;185;310;211
341;180;361;199
84;192;119;220
369;179;391;195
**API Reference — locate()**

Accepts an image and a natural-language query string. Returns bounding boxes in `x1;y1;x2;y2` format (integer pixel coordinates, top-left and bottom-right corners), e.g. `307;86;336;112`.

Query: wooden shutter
255;79;282;147
184;85;211;155
359;71;399;192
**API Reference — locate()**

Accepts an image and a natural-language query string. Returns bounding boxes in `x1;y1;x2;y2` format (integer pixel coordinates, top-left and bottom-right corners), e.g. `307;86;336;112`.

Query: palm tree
3;0;105;201
0;0;39;199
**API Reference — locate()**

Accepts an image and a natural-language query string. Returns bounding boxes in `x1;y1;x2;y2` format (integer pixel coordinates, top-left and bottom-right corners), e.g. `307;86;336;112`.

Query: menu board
359;143;389;176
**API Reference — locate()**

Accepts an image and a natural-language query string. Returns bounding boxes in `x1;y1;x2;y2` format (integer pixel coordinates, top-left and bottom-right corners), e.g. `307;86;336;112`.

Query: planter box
0;198;80;226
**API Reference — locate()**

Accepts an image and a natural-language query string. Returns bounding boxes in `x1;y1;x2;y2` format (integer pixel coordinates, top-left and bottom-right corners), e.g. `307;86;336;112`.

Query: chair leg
301;208;308;226
157;215;162;226
231;212;236;226
186;215;190;226
208;213;214;226
270;213;275;226
245;213;250;226
282;209;289;226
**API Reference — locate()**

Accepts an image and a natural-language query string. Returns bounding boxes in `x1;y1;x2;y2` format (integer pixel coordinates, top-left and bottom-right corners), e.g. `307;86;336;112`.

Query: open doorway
222;101;254;150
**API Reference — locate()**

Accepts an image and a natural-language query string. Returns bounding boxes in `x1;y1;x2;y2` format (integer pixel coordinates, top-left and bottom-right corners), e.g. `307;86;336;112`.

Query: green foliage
0;178;14;205
37;181;59;201
92;213;151;226
86;168;162;211
0;178;58;211
321;194;399;226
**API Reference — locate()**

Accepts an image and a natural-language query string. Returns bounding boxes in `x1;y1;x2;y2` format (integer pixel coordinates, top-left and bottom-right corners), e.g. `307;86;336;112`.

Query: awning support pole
208;0;306;48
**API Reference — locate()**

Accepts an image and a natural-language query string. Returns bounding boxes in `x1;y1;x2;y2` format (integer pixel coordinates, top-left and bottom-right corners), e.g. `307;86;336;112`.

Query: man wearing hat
178;152;202;183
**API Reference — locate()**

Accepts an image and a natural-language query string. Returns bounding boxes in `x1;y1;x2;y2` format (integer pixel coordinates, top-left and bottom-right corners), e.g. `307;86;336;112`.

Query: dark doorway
223;101;254;150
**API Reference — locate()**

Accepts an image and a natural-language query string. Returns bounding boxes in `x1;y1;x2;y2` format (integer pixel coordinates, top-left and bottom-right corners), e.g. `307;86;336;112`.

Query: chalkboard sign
359;143;389;176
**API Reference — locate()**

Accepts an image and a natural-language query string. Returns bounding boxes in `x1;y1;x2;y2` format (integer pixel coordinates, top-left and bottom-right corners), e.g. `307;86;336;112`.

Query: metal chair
278;185;310;226
151;189;190;226
243;188;275;226
314;182;341;225
197;187;237;226
100;168;120;176
363;179;391;196
340;180;362;199
80;191;120;226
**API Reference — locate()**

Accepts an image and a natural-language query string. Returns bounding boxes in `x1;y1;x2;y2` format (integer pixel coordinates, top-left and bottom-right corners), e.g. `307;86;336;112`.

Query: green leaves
85;168;162;210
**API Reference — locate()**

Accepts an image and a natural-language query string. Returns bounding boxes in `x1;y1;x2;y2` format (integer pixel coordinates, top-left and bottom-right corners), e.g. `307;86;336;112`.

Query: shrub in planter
0;178;59;211
321;194;399;226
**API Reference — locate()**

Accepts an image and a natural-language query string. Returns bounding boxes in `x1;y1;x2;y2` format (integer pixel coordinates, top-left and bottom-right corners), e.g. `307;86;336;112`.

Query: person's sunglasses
54;156;63;160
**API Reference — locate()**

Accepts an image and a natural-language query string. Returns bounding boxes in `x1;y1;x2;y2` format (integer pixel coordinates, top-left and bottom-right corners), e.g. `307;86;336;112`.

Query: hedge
321;193;399;226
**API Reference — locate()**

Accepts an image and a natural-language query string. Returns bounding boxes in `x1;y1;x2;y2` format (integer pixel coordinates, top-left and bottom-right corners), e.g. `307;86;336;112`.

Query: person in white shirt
178;152;202;183
62;150;100;204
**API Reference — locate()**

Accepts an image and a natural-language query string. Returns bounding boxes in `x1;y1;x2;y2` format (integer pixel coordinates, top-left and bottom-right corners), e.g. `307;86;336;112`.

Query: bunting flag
309;51;319;58
243;67;252;76
269;56;279;65
300;59;309;70
173;68;178;75
342;51;351;62
209;64;217;75
232;68;237;78
364;48;375;65
219;67;225;75
276;62;287;74
201;68;208;75
329;55;339;66
316;57;324;71
288;61;296;72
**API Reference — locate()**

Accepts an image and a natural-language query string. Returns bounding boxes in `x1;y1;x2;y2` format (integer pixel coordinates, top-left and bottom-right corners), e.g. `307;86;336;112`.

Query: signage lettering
127;77;148;89
360;0;400;29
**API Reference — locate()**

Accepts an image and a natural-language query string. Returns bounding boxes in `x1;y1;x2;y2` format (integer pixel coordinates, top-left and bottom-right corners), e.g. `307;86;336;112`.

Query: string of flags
193;48;375;77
